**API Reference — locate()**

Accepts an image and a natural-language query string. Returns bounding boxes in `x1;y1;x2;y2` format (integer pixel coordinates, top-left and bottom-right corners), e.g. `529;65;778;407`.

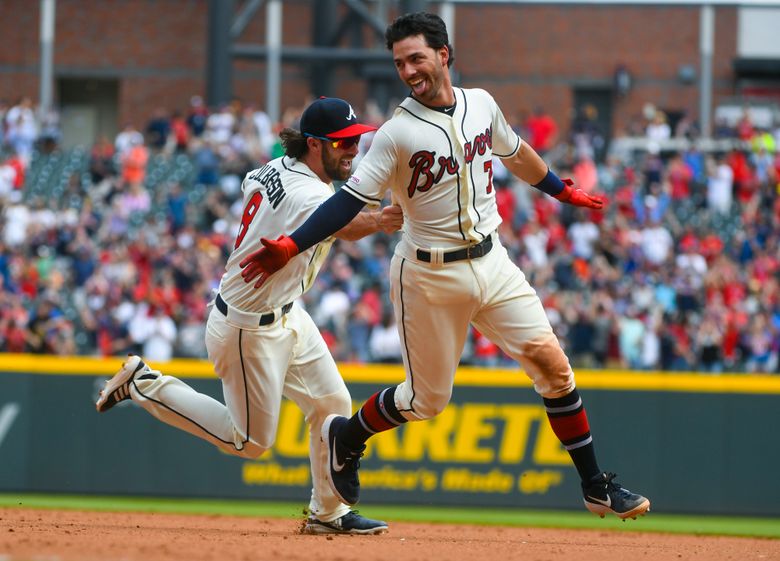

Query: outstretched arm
239;189;367;286
334;204;403;241
501;142;604;209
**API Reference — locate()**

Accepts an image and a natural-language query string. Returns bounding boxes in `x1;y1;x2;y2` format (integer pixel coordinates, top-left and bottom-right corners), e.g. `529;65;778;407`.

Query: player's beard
321;147;352;181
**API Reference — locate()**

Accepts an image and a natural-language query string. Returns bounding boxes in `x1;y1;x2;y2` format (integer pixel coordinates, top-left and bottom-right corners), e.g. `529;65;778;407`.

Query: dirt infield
1;507;777;561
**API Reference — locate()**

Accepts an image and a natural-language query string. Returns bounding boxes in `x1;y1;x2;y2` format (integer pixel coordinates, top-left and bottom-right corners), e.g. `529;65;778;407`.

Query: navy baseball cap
300;97;377;139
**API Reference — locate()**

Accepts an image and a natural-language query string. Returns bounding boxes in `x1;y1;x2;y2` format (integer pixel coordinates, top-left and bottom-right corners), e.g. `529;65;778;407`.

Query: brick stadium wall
453;5;737;136
0;0;737;135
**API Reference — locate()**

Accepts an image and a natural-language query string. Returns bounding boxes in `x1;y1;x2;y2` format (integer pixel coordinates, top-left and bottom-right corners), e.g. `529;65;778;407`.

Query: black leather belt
215;293;293;326
416;236;493;263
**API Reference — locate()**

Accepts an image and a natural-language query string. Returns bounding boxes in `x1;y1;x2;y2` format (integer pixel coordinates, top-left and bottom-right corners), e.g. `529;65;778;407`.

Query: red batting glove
553;178;605;210
239;235;300;288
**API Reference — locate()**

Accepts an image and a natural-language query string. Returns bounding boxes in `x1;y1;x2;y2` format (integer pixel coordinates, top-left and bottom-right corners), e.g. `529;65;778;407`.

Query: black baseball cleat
322;414;365;506
95;355;156;412
582;472;651;520
302;511;388;535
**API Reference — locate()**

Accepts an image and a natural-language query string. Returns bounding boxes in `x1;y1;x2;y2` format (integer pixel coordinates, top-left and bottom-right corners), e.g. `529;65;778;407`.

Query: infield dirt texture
2;508;778;561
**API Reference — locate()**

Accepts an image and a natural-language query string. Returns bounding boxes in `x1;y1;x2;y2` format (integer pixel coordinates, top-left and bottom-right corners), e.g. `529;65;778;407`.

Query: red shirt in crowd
526;112;558;153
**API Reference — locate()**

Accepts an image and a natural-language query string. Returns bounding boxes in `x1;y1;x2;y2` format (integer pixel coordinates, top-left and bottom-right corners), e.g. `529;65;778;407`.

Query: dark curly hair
385;12;455;68
279;127;309;159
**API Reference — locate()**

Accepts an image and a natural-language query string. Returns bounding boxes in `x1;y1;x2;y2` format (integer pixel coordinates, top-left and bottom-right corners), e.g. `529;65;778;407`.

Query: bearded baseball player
96;97;402;534
240;12;650;520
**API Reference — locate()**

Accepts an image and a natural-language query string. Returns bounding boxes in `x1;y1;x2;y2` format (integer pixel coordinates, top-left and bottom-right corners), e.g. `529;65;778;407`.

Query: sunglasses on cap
304;134;361;150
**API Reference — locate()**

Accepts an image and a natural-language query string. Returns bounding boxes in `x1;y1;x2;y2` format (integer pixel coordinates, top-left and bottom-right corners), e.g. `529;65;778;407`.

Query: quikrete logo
241;401;571;495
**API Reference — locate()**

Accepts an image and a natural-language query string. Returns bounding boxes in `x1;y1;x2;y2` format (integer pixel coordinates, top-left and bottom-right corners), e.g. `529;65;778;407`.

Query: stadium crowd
1;94;780;374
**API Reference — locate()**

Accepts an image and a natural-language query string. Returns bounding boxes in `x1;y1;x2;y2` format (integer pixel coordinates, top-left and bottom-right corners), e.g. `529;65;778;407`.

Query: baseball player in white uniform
240;13;650;521
96;97;403;534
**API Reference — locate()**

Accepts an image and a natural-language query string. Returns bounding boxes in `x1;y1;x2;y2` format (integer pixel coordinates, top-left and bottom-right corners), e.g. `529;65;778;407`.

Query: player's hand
553;178;605;210
239;235;300;288
378;205;404;234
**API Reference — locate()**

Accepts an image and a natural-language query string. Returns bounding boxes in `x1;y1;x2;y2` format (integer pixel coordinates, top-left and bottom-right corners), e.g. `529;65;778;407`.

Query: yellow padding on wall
0;353;779;394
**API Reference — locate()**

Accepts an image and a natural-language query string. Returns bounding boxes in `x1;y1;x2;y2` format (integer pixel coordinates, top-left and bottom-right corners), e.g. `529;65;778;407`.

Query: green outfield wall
0;354;778;516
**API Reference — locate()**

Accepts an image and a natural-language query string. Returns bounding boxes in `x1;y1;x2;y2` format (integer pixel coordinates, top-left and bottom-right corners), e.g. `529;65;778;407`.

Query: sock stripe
563;434;593;451
356;410;378;435
380;388;407;425
545;397;582;415
376;389;401;426
548;408;591;441
543;389;580;408
339;386;409;451
360;392;397;433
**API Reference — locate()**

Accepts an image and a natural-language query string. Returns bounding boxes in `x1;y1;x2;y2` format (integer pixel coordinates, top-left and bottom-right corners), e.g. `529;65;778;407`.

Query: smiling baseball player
240;13;650;521
96;97;401;534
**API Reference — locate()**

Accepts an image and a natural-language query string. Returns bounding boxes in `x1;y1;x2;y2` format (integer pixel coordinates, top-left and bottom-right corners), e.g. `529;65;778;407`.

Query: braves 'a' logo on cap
347;104;356;121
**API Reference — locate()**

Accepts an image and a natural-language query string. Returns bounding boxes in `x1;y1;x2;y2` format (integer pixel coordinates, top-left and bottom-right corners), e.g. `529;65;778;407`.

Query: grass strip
1;494;778;539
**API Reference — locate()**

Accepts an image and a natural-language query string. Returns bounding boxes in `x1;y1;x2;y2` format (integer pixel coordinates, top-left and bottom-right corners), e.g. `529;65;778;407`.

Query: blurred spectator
115;123;144;157
743;314;776;373
193;140;220;187
571;103;605;161
696;316;724;373
186;95;209;137
736;108;755;142
674;109;699;140
89;136;116;183
0;154;20;201
120;138;149;189
369;310;402;363
145;108;171;151
38;106;61;152
646;110;671;143
706;155;733;215
206;104;235;146
640;313;661;370
129;302;177;362
526;106;558;155
666;154;693;201
568;210;599;260
639;218;673;267
166;182;188;233
5;97;38;163
169;110;190;153
618;307;644;369
26;297;73;354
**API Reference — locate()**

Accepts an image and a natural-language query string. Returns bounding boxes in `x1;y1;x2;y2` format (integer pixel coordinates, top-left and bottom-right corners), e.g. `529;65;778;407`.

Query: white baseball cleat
95;355;154;413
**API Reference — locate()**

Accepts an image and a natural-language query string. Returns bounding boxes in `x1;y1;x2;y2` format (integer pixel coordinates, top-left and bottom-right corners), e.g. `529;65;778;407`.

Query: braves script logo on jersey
406;127;493;198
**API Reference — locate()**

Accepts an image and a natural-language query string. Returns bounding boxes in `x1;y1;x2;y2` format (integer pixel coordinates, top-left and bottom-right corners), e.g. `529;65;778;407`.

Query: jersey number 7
234;192;263;249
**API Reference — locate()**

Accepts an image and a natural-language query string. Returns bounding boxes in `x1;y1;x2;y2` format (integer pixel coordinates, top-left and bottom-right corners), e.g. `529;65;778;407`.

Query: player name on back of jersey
247;164;287;209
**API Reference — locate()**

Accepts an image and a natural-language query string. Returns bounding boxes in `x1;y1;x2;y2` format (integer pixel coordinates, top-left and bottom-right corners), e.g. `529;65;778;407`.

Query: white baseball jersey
338;88;574;419
219;156;335;312
342;87;521;254
112;154;354;523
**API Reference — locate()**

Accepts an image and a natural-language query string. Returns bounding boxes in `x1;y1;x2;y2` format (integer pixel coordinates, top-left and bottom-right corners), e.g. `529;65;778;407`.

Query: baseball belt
416;236;493;263
215;293;293;327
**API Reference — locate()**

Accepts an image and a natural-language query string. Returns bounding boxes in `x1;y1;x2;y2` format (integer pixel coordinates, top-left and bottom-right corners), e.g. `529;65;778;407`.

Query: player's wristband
531;169;565;197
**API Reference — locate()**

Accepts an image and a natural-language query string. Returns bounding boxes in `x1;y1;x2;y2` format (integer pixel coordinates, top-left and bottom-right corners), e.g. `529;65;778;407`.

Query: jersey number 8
234;192;264;249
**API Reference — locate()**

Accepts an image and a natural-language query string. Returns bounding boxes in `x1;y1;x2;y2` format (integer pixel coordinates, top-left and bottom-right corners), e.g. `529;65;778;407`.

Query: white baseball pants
390;234;575;420
128;304;351;522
